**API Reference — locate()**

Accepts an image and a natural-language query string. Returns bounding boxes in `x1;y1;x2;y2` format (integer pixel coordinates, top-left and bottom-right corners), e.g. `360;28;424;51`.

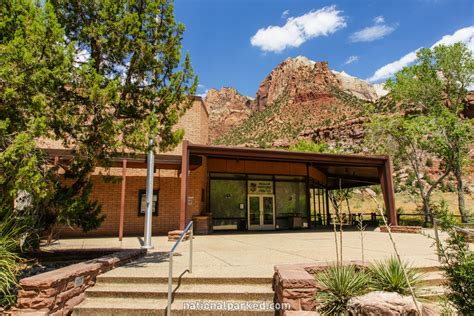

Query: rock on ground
347;291;423;315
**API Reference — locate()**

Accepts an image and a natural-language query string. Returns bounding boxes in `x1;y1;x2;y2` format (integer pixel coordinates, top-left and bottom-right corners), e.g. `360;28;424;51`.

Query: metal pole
142;139;155;249
167;253;173;315
119;159;127;241
189;223;193;273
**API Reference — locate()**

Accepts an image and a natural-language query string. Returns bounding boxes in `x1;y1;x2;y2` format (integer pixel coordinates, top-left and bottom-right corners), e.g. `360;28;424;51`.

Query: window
210;179;247;230
210;179;246;219
275;181;307;217
138;190;159;216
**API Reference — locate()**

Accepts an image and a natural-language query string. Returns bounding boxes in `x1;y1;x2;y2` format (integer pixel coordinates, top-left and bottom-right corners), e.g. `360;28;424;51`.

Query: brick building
43;96;397;238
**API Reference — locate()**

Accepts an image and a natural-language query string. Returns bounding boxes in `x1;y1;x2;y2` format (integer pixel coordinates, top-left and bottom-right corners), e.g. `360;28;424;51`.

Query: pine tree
0;0;197;242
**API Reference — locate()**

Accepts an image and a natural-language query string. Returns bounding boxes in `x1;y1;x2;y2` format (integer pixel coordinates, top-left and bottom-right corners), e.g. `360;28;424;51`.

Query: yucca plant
368;256;424;296
0;216;25;309
315;265;370;315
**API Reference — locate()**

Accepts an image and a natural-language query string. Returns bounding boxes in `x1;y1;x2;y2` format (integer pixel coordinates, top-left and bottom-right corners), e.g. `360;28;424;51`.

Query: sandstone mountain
204;87;252;141
205;56;387;147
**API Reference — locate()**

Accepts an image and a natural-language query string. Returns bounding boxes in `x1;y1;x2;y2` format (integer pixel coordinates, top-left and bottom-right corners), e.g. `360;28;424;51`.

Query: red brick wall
60;166;208;238
167;98;209;155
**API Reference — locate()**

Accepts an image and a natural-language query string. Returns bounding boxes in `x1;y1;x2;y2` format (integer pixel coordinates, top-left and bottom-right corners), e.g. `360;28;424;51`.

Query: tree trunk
422;197;431;225
455;170;468;223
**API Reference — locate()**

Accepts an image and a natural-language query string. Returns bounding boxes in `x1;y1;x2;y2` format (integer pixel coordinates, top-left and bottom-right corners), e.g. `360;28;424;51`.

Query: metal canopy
180;142;397;226
187;144;386;189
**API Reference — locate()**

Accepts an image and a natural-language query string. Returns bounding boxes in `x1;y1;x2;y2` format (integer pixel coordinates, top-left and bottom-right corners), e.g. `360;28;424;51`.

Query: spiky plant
0;217;24;308
368;256;424;296
315;265;370;315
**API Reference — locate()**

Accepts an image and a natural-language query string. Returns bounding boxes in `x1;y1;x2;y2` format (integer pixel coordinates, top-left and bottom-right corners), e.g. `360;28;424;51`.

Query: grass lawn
348;191;473;217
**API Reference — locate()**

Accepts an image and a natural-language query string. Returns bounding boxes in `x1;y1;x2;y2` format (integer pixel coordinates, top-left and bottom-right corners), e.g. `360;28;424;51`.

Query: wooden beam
379;159;397;225
119;159;127;241
305;164;311;228
179;141;189;230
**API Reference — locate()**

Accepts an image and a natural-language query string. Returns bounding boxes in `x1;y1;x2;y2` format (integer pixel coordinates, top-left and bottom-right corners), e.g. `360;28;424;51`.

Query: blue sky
174;0;474;97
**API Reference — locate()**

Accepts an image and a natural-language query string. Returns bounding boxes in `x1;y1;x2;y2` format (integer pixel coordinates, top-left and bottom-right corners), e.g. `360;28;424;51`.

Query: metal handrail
167;221;193;315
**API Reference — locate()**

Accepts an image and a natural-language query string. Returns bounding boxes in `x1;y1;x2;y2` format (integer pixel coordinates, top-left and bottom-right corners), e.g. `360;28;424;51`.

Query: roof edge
187;143;389;166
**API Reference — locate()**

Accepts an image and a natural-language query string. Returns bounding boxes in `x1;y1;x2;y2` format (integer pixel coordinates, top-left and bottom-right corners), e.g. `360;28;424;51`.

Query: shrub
398;215;425;227
0;217;25;308
289;140;330;153
433;202;474;314
368;256;423;296
314;265;369;314
425;158;434;168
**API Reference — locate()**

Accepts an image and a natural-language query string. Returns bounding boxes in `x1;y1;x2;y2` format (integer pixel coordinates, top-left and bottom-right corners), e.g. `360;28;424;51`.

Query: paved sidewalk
43;229;444;278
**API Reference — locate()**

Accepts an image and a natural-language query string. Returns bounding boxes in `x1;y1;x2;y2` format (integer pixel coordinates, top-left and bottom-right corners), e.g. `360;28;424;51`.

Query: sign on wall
248;180;273;194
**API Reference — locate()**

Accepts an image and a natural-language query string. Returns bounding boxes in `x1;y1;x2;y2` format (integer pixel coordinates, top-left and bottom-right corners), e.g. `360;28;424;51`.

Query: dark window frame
138;189;159;216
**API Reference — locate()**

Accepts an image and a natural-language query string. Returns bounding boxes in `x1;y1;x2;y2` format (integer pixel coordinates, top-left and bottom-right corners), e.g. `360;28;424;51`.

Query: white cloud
368;26;474;82
350;17;396;43
197;84;209;99
368;51;419;82
431;25;474;50
373;16;385;24
344;55;359;65
281;10;290;19
250;6;346;53
197;89;209;99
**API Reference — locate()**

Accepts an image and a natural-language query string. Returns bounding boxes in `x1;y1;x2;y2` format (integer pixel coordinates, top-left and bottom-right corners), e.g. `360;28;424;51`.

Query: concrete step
86;282;274;301
414;266;440;273
73;297;275;316
418;271;445;287
96;275;273;285
418;285;447;301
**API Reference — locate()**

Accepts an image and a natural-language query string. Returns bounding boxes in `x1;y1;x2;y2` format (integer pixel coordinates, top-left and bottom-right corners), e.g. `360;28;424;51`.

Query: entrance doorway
248;194;275;230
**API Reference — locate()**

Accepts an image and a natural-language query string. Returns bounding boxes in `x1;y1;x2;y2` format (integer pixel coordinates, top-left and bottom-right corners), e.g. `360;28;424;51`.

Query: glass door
248;195;260;228
248;195;275;230
261;195;275;230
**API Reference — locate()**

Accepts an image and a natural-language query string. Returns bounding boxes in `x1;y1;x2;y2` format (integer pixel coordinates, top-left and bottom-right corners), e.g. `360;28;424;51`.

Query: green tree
1;0;93;240
1;0;197;242
51;0;197;153
385;43;473;222
367;114;453;223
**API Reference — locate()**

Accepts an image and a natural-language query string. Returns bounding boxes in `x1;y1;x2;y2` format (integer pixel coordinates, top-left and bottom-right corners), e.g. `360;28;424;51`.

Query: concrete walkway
44;229;444;278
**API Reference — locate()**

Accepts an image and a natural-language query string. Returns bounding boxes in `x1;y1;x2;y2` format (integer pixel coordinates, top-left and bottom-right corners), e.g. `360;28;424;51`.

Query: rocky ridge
206;56;380;146
204;87;252;141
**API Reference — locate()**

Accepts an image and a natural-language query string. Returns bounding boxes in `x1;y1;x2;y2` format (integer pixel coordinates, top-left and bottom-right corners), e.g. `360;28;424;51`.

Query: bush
425;158;434;168
314;265;369;314
0;217;25;308
368;256;423;296
289;140;330;153
433;202;474;314
398;215;425;227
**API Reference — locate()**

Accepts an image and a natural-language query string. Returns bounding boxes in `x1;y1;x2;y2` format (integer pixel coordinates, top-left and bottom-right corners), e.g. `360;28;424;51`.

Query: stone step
96;275;273;285
414;266;440;273
167;230;191;242
85;282;274;301
418;271;445;287
417;285;447;301
73;297;275;316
